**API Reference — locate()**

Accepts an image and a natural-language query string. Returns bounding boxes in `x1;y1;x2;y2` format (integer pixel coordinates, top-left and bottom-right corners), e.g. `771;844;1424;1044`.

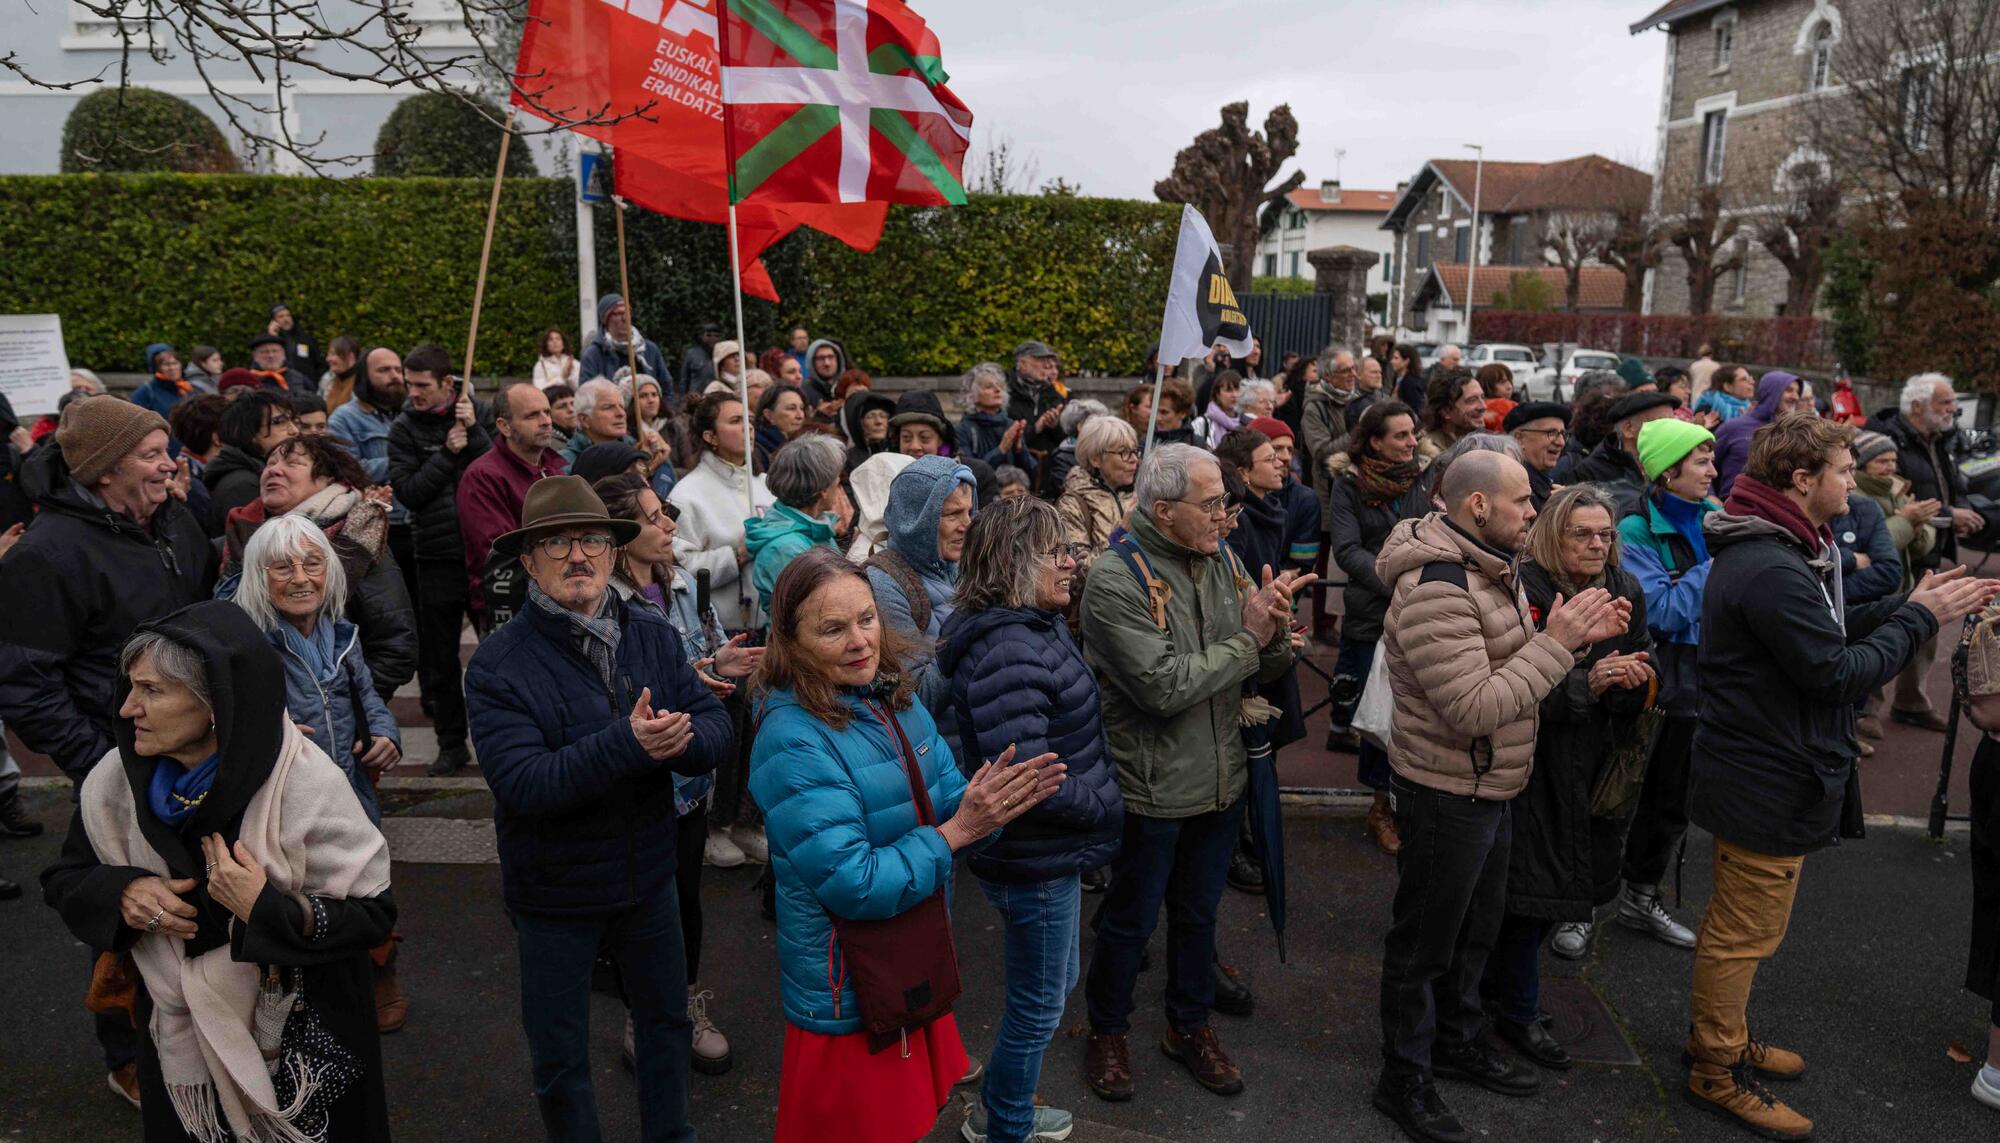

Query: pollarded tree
1665;184;1746;316
1154;102;1305;293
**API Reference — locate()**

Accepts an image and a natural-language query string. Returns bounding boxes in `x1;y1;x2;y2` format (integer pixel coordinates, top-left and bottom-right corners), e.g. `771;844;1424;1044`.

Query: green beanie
1636;418;1714;482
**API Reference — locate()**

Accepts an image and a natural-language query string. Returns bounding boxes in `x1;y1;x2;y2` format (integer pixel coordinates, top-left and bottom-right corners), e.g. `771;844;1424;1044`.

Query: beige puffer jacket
1057;464;1131;563
1376;513;1574;800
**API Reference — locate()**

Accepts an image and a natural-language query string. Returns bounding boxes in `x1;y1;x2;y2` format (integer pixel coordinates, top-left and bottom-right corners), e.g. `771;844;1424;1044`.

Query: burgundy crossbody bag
831;698;964;1055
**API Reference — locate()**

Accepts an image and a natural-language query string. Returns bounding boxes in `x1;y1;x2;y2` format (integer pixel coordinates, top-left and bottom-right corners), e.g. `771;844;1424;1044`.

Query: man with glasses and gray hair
1078;443;1313;1104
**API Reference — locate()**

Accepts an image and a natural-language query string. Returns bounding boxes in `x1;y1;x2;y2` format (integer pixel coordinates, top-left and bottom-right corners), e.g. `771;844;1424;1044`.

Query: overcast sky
926;0;1669;198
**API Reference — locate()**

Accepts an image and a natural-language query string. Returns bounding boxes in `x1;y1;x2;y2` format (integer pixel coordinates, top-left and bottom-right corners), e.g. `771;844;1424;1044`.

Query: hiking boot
1084;1031;1133;1102
1495;1018;1572;1071
1682;1039;1807;1082
1160;1025;1244;1096
425;743;469;777
729;825;768;864
1368;792;1402;855
1212;957;1254;1017
0;789;42;838
1226;850;1265;893
374;956;408;1034
1617;884;1696;948
107;1062;141;1109
961;1102;1075;1142
1973;1065;2000;1111
1434;1040;1540;1097
1550;921;1592;960
1855;714;1885;740
1685;1059;1813;1139
1891;707;1951;733
688;988;732;1075
703;829;746;868
1371;1074;1470;1143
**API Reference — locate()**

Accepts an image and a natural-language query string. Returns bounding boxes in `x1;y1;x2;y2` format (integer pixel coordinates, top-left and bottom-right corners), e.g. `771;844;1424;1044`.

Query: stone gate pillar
1307;245;1380;353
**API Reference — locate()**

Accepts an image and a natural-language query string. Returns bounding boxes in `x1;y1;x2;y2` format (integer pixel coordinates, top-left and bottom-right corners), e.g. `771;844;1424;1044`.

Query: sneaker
425;743;470;777
729;825;768;864
703;829;746;868
1617;884;1696;949
688;988;732;1075
957;1054;984;1087
107;1062;141;1108
1160;1025;1244;1096
1433;1040;1539;1097
1685;1059;1812;1140
1973;1064;2000;1112
1550;921;1591;960
0;789;43;838
961;1103;1075;1142
1084;1031;1134;1102
1371;1074;1469;1143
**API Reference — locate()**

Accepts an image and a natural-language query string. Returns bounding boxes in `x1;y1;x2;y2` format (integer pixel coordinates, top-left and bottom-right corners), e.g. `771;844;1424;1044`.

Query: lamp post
1462;143;1484;343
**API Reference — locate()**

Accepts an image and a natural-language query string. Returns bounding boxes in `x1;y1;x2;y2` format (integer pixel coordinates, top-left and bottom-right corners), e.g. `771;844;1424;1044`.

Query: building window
1712;14;1735;71
1263;253;1277;278
1288;251;1301;277
1285;208;1305;231
1700;109;1729;185
1453;224;1470;264
1808;21;1834;91
1901;66;1935;151
1416;230;1432;271
1382;251;1393;284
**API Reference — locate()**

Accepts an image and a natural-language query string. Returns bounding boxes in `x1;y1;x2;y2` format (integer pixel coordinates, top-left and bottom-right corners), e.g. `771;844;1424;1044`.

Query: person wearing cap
1009;340;1071;455
578;293;673;399
681;322;723;393
841;388;897;472
457;382;568;633
712;339;743;393
889;390;954;460
247;332;312;392
1246;416;1321;575
465;475;732;1142
1504;401;1572;513
1850;430;1938;612
1603;417;1722;963
266;301;325;381
130;343;192;417
0;394;213;1102
1558;391;1681;515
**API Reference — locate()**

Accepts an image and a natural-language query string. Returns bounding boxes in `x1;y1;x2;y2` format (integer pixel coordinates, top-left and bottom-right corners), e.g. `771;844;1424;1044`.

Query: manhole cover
1535;976;1639;1066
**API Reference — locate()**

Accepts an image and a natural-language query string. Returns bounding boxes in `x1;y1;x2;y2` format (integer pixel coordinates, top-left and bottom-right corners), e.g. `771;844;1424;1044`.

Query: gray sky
927;0;1669;198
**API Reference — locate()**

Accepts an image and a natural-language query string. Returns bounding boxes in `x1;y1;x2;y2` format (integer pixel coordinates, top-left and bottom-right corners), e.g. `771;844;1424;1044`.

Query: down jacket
750;685;967;1036
936;606;1124;884
464;592;731;917
1376;513;1575;800
387;402;493;562
1054;464;1129;563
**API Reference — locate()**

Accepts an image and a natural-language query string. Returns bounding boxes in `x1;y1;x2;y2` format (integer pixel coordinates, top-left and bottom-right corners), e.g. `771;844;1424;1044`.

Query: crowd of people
1;303;1997;1143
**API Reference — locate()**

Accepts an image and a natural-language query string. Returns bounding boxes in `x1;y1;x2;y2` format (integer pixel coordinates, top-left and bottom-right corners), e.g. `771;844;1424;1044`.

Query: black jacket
0;448;216;781
0;392;31;532
1509;562;1653;919
1007;370;1068;454
201;444;266;535
1395;371;1427;414
1866;406;1973;565
387;404;492;561
1327;464;1423;642
1555;436;1647;514
1692;510;1935;857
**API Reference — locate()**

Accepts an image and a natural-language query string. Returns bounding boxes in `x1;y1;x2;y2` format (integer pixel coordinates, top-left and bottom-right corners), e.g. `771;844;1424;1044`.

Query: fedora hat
490;475;642;557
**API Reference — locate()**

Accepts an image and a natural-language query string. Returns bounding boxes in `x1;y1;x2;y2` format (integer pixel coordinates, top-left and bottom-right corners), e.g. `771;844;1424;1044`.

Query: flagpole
462;110;515;393
727;202;754;518
613;195;640;385
1141;361;1167;462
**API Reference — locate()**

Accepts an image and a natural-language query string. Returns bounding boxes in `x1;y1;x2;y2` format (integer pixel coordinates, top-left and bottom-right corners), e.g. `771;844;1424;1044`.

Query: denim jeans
1482;913;1551;1027
511;881;696;1143
977;874;1082;1143
1379;776;1511;1081
1086;799;1246;1036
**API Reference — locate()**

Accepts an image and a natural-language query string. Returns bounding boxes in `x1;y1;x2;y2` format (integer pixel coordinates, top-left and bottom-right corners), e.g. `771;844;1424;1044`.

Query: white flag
1157;204;1253;366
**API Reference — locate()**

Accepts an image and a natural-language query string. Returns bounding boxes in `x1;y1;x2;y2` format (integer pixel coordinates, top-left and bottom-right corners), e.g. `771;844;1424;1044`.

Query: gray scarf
529;580;622;687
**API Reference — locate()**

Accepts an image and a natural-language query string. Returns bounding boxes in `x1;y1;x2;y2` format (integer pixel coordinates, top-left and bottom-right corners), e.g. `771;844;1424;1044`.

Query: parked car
1465;343;1540;393
1527;348;1623;403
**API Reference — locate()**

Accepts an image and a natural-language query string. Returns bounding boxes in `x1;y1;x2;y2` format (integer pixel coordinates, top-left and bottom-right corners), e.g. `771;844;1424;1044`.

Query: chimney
1319;179;1341;204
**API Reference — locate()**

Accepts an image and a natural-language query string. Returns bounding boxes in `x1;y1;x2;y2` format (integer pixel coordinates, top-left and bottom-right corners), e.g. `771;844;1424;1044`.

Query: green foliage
1252;276;1316;296
1366;291;1388;319
1491;272;1557;313
374;93;538;179
1821;234;1877;377
61;88;237;174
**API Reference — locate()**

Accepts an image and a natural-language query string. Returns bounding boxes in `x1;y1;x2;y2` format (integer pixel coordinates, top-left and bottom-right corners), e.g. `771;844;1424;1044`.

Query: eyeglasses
533;533;614;559
1563;528;1618;545
1044;543;1087;565
1515;426;1567;440
1104;447;1139;460
1172;495;1230;516
265;556;327;579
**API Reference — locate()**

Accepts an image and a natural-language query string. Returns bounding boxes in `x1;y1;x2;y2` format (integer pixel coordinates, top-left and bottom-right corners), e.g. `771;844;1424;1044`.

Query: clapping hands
629;687;693;760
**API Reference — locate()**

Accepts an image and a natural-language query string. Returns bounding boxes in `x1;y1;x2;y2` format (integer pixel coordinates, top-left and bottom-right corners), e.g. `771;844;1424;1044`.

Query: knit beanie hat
1636;418;1715;482
1245;416;1293;442
56;395;169;485
1852;429;1896;468
596;292;625;329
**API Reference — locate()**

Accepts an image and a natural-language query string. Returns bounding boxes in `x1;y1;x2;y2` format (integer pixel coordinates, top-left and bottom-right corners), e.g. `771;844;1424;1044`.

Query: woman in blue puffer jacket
750;547;1065;1143
937;496;1123;1143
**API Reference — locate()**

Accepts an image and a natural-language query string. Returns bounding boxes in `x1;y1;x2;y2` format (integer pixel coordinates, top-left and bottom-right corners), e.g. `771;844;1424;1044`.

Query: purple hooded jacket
1713;371;1802;497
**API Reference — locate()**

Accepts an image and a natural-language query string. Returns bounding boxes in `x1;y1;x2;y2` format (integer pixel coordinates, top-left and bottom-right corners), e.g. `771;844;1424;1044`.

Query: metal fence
1241;292;1334;369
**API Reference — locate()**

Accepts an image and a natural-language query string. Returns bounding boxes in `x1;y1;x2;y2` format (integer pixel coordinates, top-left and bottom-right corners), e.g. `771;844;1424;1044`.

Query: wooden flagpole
614;196;639;385
462;110;516;392
1141;362;1167;461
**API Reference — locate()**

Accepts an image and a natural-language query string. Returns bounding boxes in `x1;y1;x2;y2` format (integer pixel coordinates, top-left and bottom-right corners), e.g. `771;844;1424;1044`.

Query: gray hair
994;464;1031;490
1076;413;1137;469
234;515;350;633
1438;343;1462;359
70;369;107;394
120;629;212;711
953;494;1064;613
1134;442;1217;516
574;378;623;418
766;434;847;509
1574;369;1625;398
1902;372;1954;413
1430;432;1524;509
1326;346;1356;369
1238;378;1278;411
960;362;1009;406
1060;398;1108;438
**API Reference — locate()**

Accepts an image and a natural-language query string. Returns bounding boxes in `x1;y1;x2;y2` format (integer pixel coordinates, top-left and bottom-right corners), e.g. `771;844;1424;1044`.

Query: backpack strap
1106;527;1172;632
1418;561;1469;590
865;547;932;634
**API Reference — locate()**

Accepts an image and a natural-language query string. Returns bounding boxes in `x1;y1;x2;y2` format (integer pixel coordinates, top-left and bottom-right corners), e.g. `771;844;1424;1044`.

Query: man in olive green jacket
1078;444;1310;1103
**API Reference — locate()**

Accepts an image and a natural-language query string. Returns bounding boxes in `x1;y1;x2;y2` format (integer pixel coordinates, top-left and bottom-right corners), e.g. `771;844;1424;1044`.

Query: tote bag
1352;641;1395;751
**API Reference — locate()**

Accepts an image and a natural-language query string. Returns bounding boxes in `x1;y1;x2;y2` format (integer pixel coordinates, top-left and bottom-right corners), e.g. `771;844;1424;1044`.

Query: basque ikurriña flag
719;0;974;206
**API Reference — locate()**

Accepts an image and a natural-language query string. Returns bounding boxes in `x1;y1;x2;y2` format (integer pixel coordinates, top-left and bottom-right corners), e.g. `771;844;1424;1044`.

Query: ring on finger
146;908;164;933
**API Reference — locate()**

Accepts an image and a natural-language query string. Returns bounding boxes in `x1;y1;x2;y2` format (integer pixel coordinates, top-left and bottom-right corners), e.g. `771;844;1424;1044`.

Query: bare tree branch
1155;102;1305;293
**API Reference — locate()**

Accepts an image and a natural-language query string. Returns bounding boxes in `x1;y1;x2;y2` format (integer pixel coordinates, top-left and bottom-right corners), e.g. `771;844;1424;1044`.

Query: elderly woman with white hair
1036;398;1109;499
1235;378;1279;424
1055;414;1139;565
43;600;396;1142
746;434;853;617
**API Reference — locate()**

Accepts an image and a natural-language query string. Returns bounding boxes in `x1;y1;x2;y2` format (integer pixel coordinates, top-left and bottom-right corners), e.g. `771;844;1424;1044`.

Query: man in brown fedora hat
464;474;732;1142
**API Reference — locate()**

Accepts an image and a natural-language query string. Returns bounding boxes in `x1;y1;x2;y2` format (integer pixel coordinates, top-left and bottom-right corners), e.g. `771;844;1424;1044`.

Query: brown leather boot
1161;1025;1245;1096
1682;1037;1807;1082
1685;1059;1812;1140
374;954;408;1034
1085;1031;1134;1102
1367;793;1402;856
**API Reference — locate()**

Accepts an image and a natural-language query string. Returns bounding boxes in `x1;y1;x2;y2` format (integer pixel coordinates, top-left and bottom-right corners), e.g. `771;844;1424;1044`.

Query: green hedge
0;175;1180;378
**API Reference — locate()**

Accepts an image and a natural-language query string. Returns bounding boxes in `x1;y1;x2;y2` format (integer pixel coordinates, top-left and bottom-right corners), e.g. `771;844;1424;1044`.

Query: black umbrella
1242;720;1289;963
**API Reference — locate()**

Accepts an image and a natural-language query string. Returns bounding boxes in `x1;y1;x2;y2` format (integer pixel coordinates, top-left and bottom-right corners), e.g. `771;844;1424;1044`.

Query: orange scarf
156;373;192;396
250;369;289;391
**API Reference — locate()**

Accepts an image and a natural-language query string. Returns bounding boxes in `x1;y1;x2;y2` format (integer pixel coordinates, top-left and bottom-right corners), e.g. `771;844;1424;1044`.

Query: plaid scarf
1354;452;1422;503
529;580;622;688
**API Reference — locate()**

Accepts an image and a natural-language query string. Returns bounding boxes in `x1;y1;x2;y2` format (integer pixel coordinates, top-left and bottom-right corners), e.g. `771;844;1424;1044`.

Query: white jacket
846;451;915;561
669;450;773;631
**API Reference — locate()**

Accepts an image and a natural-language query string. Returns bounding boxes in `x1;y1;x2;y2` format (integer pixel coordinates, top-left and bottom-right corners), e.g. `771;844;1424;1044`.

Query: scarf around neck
529;580;622;687
148;753;219;827
280;619;341;686
1723;475;1831;553
1354;452;1422;503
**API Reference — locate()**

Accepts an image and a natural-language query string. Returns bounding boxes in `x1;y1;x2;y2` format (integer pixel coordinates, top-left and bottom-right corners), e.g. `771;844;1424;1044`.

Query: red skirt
774;1014;967;1143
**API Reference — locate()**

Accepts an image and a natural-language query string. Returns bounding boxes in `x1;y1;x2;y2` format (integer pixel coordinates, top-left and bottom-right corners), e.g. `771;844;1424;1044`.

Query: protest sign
0;314;72;416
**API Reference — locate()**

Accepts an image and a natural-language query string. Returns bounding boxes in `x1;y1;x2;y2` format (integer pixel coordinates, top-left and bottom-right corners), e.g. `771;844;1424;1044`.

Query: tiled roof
1284;187;1399;215
1630;0;1733;34
1428;263;1629;310
1429;155;1649;215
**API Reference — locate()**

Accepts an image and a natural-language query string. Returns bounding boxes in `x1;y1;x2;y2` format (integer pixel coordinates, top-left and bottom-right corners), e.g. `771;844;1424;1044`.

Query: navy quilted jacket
936;606;1124;884
465;592;732;917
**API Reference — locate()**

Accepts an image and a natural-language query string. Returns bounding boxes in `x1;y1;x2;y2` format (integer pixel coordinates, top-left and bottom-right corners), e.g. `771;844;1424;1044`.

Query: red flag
511;0;887;293
718;0;973;207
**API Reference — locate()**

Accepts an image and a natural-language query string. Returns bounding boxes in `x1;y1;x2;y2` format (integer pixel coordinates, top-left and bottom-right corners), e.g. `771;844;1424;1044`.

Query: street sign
579;151;611;204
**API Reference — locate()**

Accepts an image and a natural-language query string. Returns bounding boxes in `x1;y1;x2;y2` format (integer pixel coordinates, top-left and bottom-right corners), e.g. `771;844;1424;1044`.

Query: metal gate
1241;292;1333;369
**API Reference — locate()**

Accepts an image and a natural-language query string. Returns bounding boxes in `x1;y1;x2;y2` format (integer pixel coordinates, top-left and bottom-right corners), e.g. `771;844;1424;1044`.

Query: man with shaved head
1369;449;1631;1142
